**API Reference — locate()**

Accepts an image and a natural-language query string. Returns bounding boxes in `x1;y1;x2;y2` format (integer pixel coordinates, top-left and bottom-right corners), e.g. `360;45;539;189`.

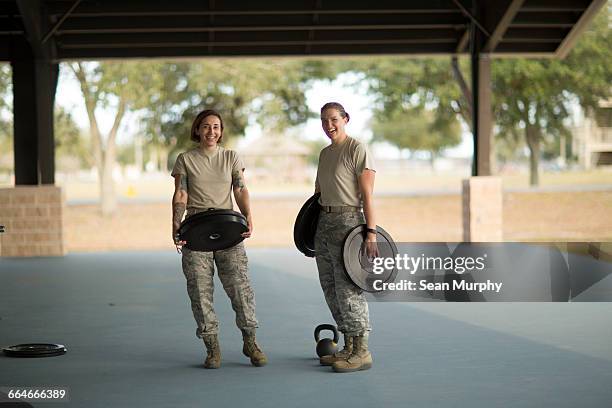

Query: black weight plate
293;193;321;257
179;209;248;252
342;225;398;292
179;209;242;231
3;343;67;358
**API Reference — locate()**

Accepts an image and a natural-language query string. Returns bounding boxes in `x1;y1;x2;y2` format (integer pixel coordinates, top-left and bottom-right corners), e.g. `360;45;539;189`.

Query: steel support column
470;2;492;177
11;30;58;185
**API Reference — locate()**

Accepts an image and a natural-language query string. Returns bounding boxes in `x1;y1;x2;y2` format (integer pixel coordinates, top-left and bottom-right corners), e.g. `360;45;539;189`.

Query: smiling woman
170;108;267;369
313;101;379;373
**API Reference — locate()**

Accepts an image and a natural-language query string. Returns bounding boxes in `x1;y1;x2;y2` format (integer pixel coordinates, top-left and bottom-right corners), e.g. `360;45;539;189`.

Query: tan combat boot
332;334;372;373
242;331;268;367
203;334;221;369
320;335;353;366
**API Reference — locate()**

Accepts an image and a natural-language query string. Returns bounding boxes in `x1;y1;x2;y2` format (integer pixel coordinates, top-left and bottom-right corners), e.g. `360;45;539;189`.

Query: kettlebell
314;324;339;357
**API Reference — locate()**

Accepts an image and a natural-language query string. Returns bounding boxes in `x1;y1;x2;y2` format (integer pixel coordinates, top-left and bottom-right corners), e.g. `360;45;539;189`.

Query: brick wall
0;186;66;257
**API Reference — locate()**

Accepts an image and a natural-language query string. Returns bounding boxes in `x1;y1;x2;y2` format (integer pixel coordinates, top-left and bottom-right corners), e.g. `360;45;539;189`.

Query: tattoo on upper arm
179;175;188;192
232;170;245;192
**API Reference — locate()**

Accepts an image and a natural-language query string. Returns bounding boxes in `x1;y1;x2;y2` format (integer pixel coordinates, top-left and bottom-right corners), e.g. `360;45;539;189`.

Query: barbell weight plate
293;193;321;258
3;343;67;358
342;224;398;292
179;209;248;252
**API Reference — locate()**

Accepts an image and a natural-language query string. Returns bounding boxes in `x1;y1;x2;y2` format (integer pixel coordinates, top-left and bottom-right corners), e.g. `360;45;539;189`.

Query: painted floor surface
1;249;611;408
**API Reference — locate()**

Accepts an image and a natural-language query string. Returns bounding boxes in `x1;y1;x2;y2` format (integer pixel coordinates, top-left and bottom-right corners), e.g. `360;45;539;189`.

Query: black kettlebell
314;324;339;357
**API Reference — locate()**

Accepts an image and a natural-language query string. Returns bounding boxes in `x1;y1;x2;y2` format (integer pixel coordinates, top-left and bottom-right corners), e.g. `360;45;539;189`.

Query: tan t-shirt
171;146;244;212
315;136;375;207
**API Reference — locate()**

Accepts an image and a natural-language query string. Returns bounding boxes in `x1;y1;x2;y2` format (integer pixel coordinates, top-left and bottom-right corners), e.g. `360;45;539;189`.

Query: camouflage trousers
181;242;258;337
314;211;371;336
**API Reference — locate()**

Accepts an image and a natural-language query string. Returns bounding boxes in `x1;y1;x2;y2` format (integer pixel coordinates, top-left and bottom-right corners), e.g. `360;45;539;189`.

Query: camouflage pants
181;242;258;337
314;211;371;336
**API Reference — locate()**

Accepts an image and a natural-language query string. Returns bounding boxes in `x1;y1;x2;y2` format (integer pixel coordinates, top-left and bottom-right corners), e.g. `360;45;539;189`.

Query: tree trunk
100;98;126;216
71;63;126;217
559;134;566;167
525;124;540;186
451;57;472;123
135;134;143;172
100;145;117;216
158;147;169;172
149;148;158;172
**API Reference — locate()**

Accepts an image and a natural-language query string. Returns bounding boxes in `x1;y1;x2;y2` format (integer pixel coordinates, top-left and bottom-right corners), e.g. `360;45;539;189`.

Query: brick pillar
462;177;503;242
0;186;66;257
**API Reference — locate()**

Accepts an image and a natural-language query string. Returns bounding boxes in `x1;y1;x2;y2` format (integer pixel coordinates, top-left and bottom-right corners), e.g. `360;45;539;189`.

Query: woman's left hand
242;214;253;238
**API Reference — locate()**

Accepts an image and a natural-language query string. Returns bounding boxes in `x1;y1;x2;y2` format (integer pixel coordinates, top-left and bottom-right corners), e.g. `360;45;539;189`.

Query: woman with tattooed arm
171;109;267;369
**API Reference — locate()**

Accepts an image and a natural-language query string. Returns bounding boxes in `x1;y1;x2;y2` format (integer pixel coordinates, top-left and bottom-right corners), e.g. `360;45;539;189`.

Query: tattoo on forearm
172;203;186;231
179;175;188;192
232;170;245;192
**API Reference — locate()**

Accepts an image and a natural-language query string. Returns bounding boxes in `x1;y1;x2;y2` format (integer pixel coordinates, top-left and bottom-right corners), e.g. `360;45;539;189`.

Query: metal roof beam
522;0;591;12
0;15;25;35
512;11;583;25
556;0;606;58
15;0;45;57
504;27;570;39
58;25;466;35
55;13;466;34
495;42;559;52
57;29;463;47
41;0;81;43
59;39;461;50
57;42;458;60
451;0;491;37
456;29;470;53
484;0;525;52
45;0;461;16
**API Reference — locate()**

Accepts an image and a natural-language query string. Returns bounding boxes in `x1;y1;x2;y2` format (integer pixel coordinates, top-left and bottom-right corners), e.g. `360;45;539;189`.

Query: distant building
238;134;312;183
573;98;612;168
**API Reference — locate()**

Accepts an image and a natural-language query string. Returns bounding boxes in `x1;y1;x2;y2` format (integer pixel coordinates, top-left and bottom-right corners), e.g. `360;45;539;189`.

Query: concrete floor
1;249;611;407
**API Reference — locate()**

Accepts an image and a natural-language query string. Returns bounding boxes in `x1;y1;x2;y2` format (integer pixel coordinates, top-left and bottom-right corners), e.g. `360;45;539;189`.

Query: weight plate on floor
179;209;248;252
293;193;321;258
342;224;398;292
3;343;67;358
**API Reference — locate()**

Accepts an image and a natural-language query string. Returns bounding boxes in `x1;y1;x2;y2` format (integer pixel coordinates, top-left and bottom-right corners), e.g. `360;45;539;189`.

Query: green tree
54;107;91;171
340;57;471;129
116;142;135;167
306;139;328;166
134;62;191;171
1;69;89;175
143;59;335;168
334;57;470;171
371;106;461;167
493;9;611;184
333;7;610;185
69;60;173;215
0;64;12;172
68;59;335;214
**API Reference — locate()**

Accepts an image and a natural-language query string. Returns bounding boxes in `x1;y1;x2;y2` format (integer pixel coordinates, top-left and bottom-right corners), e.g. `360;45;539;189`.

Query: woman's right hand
241;213;253;238
173;230;186;253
